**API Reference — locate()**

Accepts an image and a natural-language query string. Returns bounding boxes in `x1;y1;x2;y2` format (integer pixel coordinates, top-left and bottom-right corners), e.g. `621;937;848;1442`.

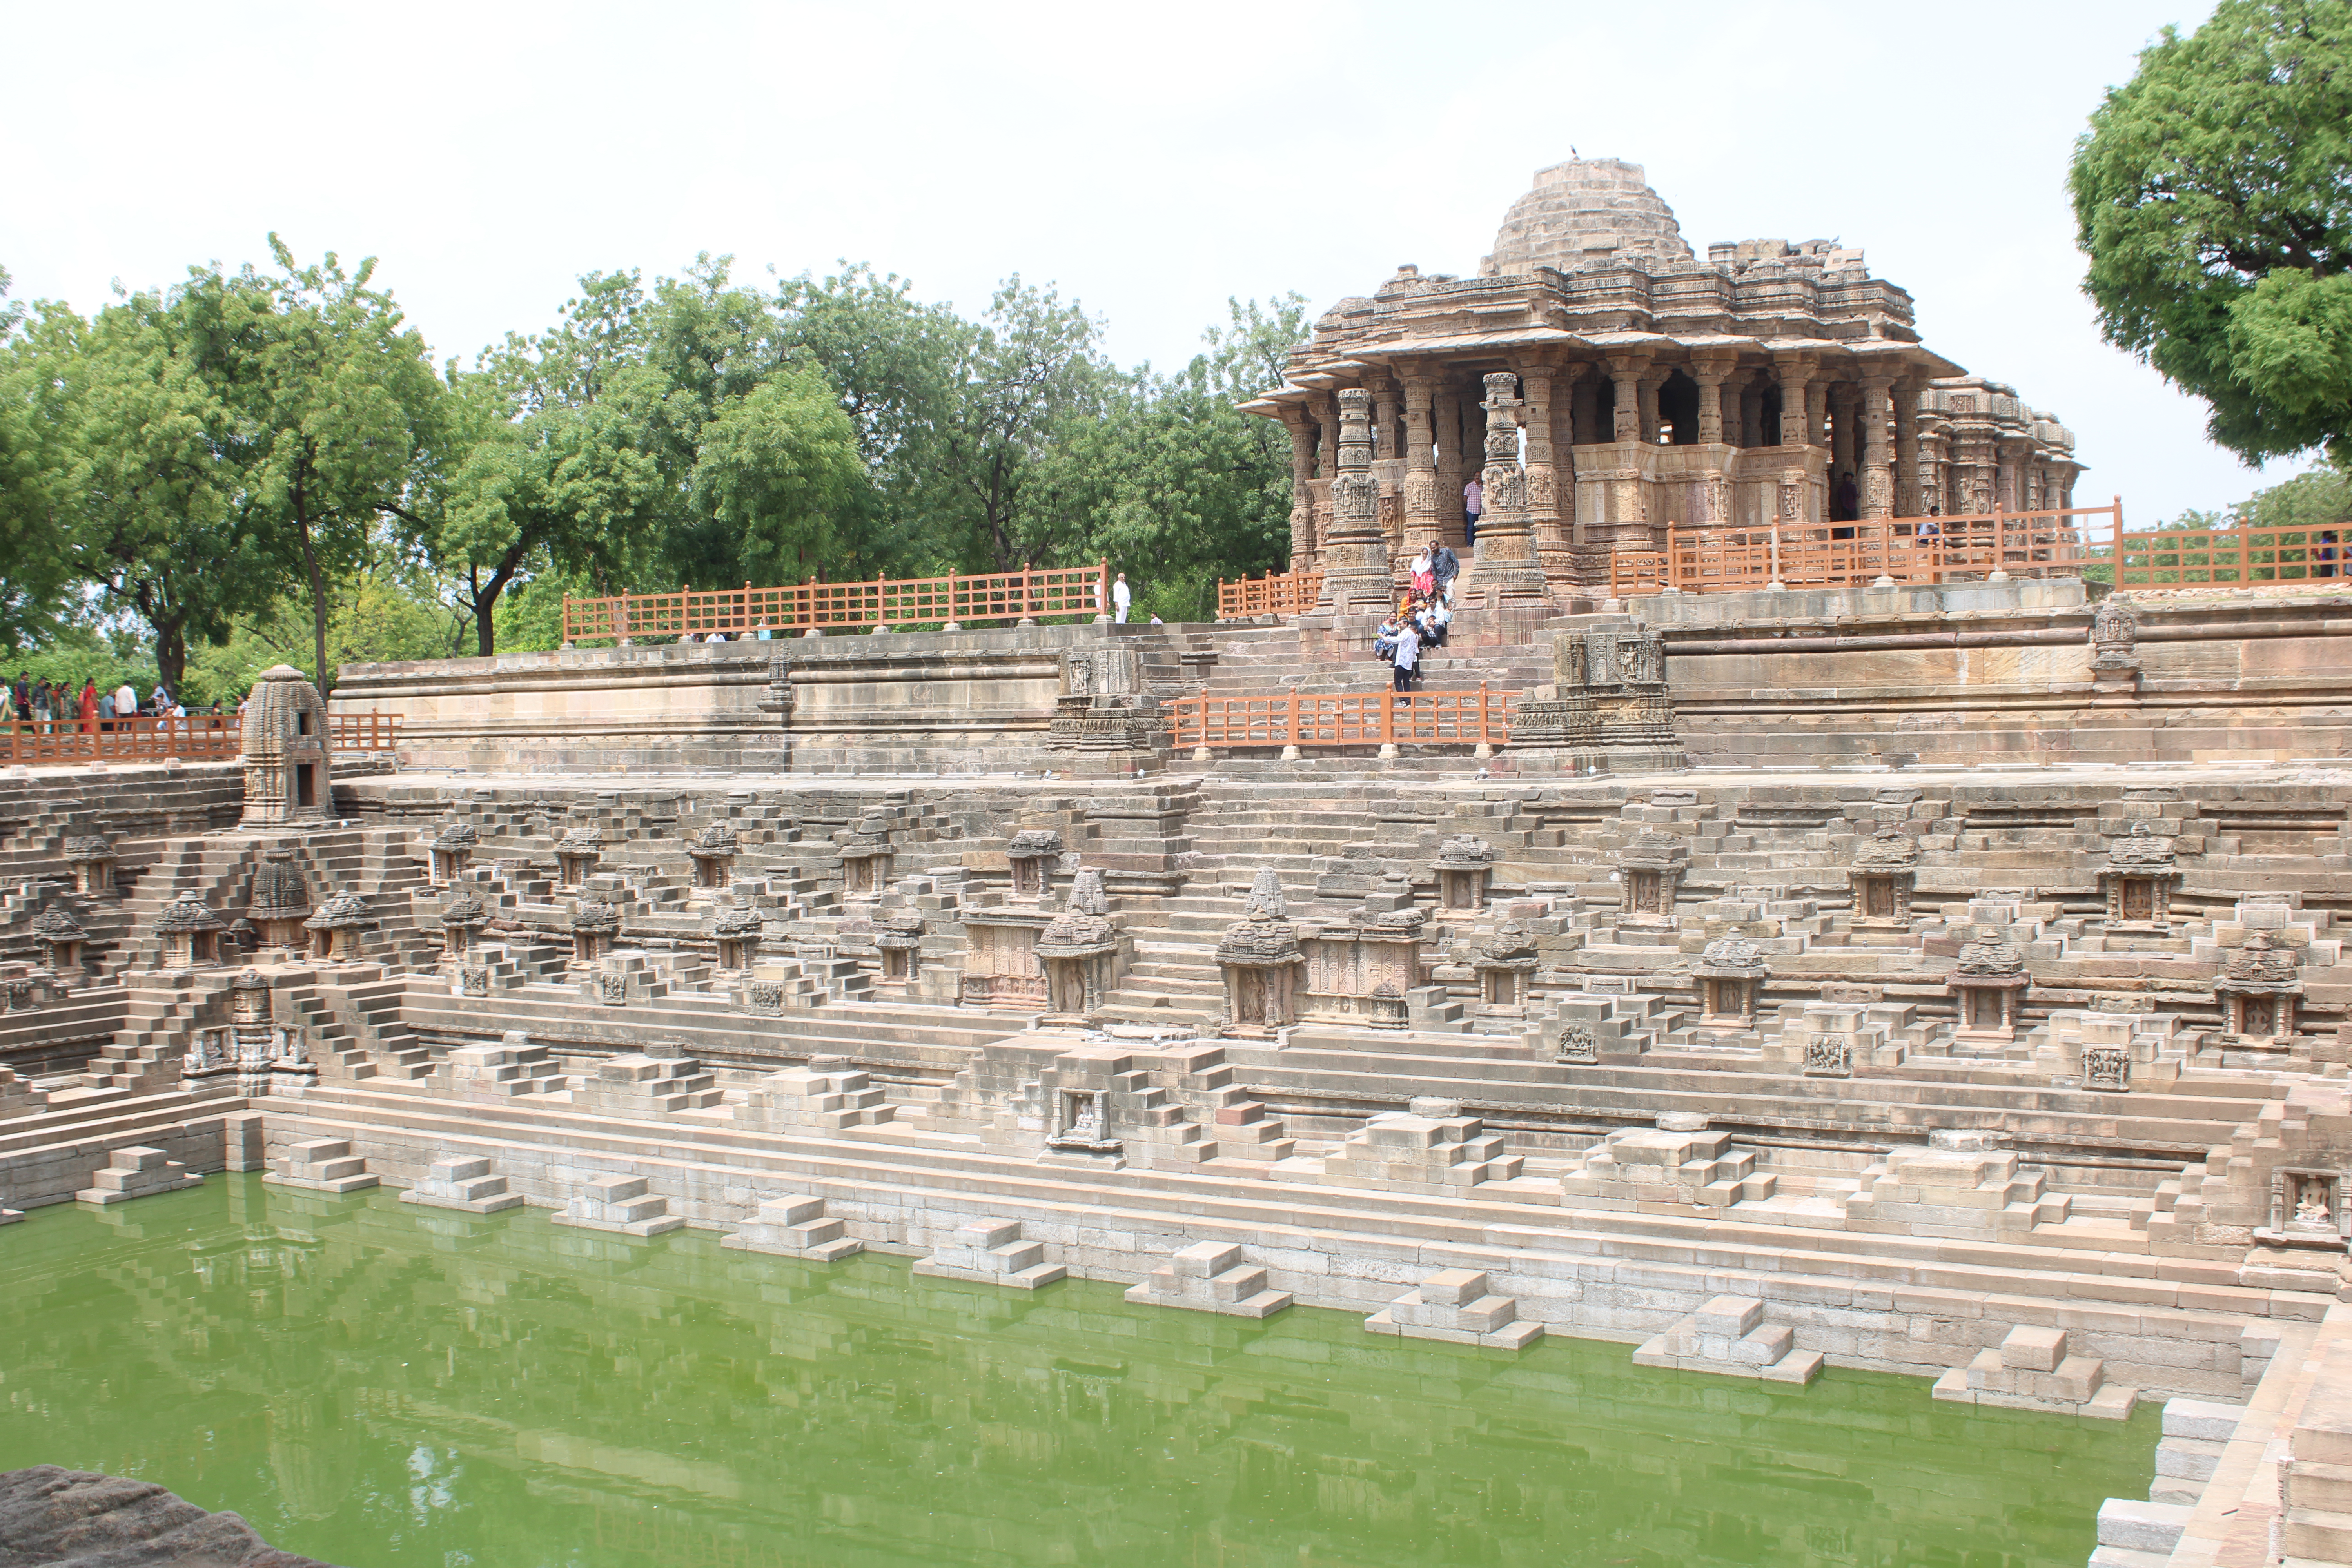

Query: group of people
8;675;188;731
1372;538;1462;692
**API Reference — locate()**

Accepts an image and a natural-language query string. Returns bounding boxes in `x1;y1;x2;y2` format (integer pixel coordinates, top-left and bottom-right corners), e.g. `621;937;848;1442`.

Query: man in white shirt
1390;625;1419;692
1111;572;1132;624
114;681;139;720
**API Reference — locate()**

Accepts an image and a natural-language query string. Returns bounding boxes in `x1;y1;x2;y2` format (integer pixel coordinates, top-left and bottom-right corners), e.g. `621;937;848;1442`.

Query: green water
0;1176;2152;1568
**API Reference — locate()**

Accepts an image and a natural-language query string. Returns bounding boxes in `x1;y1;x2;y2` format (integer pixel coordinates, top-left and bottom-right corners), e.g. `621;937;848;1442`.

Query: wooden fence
1216;570;1324;620
1167;686;1515;752
2115;520;2347;589
1609;501;2118;596
0;712;402;765
563;562;1112;644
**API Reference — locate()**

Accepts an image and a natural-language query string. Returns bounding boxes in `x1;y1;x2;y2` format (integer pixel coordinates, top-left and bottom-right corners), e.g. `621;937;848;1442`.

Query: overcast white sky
1;0;2318;524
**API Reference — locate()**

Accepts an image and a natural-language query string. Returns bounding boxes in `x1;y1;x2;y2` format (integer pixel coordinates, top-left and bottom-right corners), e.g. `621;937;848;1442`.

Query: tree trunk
301;530;331;695
471;549;529;657
154;618;187;693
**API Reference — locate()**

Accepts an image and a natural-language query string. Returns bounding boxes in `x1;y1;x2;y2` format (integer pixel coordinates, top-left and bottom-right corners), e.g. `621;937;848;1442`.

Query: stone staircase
67;979;235;1097
1192;615;1555;699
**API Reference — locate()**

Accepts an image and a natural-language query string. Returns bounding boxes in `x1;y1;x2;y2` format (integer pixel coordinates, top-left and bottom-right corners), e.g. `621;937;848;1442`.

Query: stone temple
1241;157;2082;611
2;156;2351;1568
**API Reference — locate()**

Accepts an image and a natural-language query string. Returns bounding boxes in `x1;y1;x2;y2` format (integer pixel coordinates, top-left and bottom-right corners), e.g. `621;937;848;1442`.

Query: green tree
413;371;664;655
901;277;1110;573
691;370;867;586
0;266;73;653
179;238;443;689
7;287;273;688
1028;296;1306;618
2071;0;2352;465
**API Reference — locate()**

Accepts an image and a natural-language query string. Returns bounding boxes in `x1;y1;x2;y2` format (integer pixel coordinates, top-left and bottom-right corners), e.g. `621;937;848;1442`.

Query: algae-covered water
0;1175;2152;1568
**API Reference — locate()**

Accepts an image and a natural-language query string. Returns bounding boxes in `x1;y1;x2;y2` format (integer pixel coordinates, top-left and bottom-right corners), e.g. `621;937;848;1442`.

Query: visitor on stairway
1390;617;1420;692
1428;595;1453;646
1428;537;1460;601
1410;547;1435;600
1112;572;1132;623
1462;476;1482;546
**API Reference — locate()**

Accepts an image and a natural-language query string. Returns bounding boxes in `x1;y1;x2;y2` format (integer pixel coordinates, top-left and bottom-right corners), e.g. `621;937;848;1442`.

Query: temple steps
263;1081;2305;1337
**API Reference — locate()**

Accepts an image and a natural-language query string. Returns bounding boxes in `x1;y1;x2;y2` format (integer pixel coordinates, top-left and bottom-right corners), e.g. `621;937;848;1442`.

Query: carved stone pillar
1517;360;1571;575
1805;379;1829;450
1861;375;1895;519
1315;396;1339;479
1434;383;1465;544
1570;368;1600;448
1283;412;1317;573
1315;388;1396;612
1472;371;1549;604
1401;376;1445;551
1691;356;1735;446
1775;354;1815;448
1829;385;1859;476
1606;352;1647;444
1372;380;1401;464
1638;368;1668;445
1893;382;1920;517
1552;363;1585;561
1917;418;1949;515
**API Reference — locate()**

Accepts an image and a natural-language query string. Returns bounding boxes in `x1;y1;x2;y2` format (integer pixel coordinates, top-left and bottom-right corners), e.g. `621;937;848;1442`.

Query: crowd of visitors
1372;537;1460;693
8;673;200;733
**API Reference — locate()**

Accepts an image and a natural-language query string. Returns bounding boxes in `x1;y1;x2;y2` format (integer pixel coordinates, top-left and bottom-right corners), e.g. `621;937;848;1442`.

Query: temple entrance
1760;386;1783;445
1659;371;1698;445
294;764;316;810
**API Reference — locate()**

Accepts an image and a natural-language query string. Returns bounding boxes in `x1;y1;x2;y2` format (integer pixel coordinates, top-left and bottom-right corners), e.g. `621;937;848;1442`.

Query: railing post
1098;557;1111;625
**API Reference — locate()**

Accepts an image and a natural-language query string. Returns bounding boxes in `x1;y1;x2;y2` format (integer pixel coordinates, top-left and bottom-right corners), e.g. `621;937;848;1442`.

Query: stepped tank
0;1176;2154;1568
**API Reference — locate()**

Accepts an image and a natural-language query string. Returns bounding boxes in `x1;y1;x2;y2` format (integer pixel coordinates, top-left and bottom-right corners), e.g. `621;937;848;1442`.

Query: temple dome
1481;157;1694;276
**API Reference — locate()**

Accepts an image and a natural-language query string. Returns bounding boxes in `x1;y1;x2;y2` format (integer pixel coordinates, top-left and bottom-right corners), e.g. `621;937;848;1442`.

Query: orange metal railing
0;712;401;765
1167;686;1515;753
1215;569;1324;621
563;561;1112;644
1609;501;2118;596
2115;519;2347;589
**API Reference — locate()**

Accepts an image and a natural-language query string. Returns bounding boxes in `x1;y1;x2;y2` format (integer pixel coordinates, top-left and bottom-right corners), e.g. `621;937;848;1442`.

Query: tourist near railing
2114;519;2346;589
1216;568;1325;620
0;711;402;765
1608;500;2121;596
562;561;1113;644
1167;686;1515;753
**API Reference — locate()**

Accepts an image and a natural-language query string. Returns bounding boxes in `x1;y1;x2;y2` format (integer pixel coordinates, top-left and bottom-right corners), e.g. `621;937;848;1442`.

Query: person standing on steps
1428;536;1459;603
1111;572;1132;624
1461;476;1482;547
1390;615;1420;693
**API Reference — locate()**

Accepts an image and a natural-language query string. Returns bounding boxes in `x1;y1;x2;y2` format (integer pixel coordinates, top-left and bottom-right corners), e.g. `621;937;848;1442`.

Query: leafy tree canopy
2071;0;2352;465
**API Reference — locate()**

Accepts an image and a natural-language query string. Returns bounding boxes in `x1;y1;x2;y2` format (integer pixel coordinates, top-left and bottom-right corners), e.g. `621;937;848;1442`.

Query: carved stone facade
1045;647;1164;777
1508;621;1685;773
238;664;332;828
1217;870;1304;1036
1243;156;2083;590
1848;826;1918;928
2100;821;2181;927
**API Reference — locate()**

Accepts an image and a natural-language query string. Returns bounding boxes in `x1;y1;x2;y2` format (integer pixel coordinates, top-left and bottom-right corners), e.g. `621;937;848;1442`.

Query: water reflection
1;1177;2153;1568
